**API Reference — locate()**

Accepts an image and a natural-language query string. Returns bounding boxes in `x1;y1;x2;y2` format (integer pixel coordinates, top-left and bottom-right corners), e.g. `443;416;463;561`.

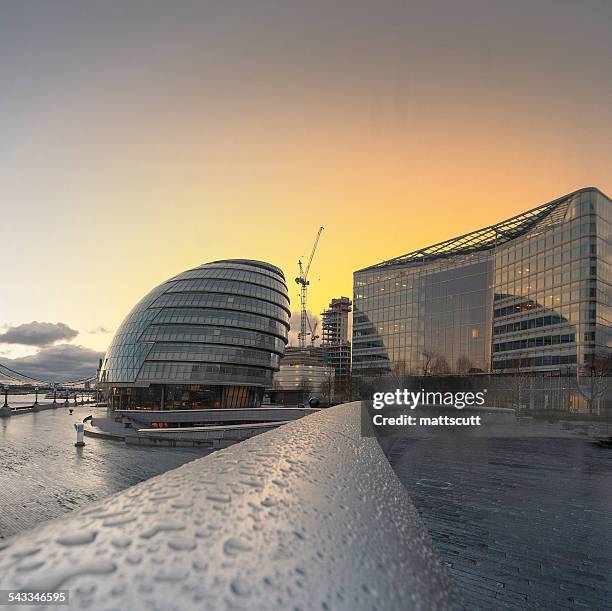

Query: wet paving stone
385;434;612;610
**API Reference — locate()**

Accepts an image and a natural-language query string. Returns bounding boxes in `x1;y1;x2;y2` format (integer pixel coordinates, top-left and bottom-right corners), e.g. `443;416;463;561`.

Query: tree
580;349;612;416
431;354;450;375
421;350;435;376
456;355;473;375
319;368;335;405
391;360;408;388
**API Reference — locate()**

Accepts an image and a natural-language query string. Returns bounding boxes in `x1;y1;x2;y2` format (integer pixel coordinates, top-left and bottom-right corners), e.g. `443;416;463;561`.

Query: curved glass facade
99;259;289;410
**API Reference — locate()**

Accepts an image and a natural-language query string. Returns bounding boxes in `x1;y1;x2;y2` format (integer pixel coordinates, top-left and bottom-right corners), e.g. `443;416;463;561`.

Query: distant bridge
0;362;97;392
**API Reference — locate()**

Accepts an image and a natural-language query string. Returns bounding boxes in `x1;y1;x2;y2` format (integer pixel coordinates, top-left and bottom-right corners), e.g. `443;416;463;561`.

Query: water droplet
56;531;97;546
111;538;132;549
206;493;231;503
140;522;186;539
230;576;251;596
11;546;41;558
168;538;197;552
155;569;188;582
103;516;137;527
223;538;253;556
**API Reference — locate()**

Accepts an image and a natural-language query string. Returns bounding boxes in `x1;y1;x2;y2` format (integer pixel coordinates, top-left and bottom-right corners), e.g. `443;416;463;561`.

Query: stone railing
0;401;456;610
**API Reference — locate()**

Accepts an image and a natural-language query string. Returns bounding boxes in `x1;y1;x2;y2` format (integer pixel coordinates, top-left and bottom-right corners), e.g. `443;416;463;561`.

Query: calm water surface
0;406;209;538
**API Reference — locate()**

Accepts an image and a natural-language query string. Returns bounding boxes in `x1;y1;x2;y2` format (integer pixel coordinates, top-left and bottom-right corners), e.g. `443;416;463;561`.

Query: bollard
74;422;85;447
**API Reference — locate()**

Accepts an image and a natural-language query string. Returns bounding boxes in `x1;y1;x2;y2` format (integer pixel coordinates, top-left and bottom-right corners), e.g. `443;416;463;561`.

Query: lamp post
32;386;40;412
0;385;10;417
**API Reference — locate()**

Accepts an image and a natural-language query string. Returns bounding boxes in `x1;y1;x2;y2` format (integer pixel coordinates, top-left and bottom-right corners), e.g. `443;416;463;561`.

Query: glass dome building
99;260;290;411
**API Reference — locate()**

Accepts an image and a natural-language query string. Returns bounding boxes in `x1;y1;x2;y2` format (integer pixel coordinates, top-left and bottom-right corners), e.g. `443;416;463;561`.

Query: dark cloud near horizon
0;344;104;382
0;322;78;347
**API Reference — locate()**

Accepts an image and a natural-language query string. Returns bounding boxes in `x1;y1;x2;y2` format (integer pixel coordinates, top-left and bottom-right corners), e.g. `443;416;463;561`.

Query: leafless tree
421;350;435;376
391;360;408;388
300;379;312;404
580;349;612;415
501;352;536;414
456;355;473;374
319;369;335;405
431;354;450;375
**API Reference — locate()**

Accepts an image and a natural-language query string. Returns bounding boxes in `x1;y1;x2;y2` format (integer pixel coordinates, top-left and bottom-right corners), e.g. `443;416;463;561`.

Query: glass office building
353;188;612;381
99;259;290;410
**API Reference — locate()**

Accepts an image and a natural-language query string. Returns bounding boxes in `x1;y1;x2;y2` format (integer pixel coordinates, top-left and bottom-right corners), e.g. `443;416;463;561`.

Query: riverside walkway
0;402;455;610
1;402;608;609
385;428;612;609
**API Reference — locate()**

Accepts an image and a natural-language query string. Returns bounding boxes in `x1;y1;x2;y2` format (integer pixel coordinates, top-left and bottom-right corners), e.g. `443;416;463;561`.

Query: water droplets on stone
23;560;116;591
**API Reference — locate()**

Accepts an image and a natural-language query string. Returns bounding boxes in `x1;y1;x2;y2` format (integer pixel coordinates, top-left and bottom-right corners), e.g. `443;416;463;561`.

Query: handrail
0;401;456;610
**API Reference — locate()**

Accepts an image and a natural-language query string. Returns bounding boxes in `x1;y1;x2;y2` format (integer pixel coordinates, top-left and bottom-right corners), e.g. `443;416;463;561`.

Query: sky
1;0;611;379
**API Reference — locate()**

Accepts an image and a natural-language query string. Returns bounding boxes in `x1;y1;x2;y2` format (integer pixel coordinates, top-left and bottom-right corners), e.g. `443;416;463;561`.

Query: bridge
0;362;97;392
0;362;98;414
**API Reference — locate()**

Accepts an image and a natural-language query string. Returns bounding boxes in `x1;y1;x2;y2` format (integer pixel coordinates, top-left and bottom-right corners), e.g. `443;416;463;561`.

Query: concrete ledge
0;403;57;417
0;401;98;418
0;401;456;610
115;406;319;426
85;418;293;448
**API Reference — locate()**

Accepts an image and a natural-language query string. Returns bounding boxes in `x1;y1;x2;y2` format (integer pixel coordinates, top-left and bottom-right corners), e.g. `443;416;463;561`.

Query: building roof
358;187;606;271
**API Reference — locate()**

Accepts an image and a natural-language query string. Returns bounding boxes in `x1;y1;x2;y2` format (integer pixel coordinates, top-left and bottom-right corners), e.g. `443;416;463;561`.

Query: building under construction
321;297;352;400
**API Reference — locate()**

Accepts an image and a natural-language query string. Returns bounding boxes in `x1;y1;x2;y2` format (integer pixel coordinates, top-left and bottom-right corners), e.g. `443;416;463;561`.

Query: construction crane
307;318;319;346
295;226;324;348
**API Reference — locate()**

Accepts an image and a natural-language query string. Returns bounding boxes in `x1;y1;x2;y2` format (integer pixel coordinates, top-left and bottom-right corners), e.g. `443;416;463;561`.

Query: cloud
87;326;112;334
288;310;322;346
0;344;104;382
0;322;78;347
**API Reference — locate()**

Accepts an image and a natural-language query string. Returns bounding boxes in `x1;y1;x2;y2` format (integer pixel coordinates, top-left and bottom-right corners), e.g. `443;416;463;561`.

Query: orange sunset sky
0;1;610;374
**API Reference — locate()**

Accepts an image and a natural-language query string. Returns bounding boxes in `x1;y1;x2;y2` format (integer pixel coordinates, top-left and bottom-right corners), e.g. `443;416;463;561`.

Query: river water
0;406;210;538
